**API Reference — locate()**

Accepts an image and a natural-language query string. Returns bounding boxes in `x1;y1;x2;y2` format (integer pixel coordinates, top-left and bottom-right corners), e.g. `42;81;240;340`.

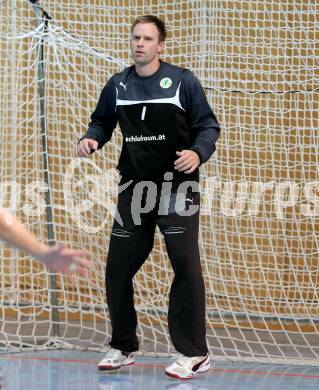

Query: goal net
0;0;318;365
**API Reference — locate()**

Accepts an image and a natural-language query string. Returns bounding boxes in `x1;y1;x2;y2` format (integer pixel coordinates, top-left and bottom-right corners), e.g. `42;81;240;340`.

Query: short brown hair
131;15;167;42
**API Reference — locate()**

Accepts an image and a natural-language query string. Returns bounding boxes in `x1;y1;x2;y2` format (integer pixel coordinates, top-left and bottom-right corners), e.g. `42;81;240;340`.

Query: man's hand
76;138;98;157
38;244;92;284
174;150;200;174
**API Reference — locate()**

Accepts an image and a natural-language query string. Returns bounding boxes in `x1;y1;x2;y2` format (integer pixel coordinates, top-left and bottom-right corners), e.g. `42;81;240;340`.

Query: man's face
130;22;164;66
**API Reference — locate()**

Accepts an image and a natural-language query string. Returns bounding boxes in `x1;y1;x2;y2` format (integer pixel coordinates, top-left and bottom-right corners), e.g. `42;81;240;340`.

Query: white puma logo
119;82;128;91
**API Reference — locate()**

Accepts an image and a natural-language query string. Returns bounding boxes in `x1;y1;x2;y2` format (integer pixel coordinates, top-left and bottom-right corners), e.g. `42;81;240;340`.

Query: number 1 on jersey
141;106;146;121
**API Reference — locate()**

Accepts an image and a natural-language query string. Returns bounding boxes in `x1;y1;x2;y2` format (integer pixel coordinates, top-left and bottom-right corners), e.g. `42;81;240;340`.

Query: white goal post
0;0;318;365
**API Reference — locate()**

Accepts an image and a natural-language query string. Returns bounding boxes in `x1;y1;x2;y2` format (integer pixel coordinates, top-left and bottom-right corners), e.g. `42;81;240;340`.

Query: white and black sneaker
98;348;135;370
165;354;210;379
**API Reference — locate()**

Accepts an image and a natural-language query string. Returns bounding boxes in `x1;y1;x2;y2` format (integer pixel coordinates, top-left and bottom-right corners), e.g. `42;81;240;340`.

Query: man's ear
157;41;165;55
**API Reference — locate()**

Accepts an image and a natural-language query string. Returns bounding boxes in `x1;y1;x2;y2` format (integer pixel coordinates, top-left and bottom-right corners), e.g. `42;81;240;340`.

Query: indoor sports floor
1;350;319;389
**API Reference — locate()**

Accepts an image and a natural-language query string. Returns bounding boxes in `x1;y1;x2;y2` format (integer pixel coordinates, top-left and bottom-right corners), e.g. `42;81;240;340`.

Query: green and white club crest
160;77;172;88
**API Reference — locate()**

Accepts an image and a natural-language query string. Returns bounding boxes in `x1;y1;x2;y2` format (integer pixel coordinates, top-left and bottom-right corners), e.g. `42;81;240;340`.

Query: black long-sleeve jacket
81;61;220;181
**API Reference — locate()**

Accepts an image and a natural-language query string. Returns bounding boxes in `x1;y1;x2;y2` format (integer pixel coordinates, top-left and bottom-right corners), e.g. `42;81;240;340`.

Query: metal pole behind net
30;1;60;339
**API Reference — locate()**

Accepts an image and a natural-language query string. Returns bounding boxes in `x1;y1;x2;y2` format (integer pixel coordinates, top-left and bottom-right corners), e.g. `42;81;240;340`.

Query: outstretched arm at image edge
0;209;92;282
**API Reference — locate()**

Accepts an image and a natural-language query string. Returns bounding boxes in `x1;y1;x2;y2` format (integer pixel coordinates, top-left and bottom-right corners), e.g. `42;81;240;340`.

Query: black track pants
105;180;208;357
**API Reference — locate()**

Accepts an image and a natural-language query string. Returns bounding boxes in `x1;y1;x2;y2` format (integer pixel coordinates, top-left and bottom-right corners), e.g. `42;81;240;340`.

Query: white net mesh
0;0;319;364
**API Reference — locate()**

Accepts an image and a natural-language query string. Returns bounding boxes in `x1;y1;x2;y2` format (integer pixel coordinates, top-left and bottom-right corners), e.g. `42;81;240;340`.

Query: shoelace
176;356;193;366
169;353;191;366
169;352;183;360
106;348;121;359
170;353;207;369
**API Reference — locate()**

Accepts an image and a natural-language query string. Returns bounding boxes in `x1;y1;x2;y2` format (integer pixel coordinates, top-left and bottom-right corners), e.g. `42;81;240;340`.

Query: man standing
77;15;220;379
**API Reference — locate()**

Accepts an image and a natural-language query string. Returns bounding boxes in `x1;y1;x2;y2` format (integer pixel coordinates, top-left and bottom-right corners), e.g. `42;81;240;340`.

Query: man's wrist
190;148;202;165
30;243;49;260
